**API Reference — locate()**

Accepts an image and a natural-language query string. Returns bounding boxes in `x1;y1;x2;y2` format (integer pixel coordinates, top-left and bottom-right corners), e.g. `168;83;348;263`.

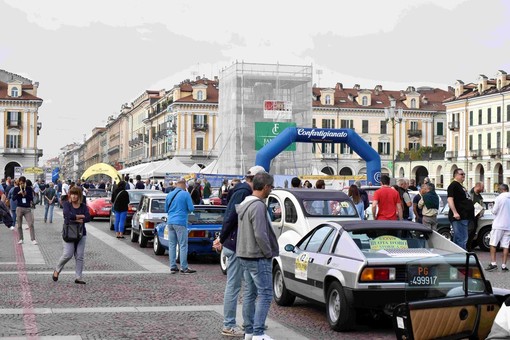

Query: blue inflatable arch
255;127;381;185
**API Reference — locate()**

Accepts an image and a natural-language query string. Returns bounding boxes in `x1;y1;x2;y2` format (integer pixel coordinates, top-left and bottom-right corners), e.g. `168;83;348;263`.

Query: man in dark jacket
214;165;265;337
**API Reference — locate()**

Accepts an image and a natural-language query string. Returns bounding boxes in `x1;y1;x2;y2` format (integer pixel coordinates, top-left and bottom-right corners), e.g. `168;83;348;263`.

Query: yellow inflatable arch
81;163;122;184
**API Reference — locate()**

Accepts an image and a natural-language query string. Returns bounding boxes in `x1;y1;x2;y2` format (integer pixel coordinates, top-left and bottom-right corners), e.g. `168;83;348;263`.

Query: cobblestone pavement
0;206;508;339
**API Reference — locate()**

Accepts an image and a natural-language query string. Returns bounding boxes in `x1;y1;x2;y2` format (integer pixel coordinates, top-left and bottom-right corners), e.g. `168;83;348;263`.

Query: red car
87;197;112;220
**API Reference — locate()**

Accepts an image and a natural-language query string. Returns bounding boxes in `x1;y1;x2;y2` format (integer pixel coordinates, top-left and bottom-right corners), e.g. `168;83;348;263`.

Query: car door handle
308;258;314;263
327;257;332;265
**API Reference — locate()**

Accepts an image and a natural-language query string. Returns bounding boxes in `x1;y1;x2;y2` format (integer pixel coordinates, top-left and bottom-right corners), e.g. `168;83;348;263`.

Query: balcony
448;121;459;131
470;149;481;158
7;119;22;128
489;148;502;158
108;145;120;155
407;129;422;137
320;153;338;160
193;123;208;132
445;151;458;159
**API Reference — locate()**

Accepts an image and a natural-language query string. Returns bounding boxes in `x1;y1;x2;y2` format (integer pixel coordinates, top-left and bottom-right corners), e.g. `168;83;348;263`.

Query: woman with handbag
111;180;129;239
53;186;90;284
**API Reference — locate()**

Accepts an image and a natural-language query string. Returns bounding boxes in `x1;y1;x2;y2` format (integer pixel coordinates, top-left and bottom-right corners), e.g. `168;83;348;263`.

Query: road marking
0;271;165;275
21;226;45;265
0;337;81;340
0;305;308;340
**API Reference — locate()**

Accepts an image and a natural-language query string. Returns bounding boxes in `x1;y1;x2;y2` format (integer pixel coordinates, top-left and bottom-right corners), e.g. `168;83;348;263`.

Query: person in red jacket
372;175;403;220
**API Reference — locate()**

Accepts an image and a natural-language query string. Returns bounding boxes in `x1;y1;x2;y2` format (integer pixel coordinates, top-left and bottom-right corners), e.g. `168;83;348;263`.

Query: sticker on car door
164;226;169;240
295;253;309;280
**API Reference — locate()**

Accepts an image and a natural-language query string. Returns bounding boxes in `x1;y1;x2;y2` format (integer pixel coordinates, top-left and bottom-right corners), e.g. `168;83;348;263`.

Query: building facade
0;69;43;179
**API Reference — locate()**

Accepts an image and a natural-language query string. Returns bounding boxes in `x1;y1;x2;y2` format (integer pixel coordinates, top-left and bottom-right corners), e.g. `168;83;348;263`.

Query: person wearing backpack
53;186;90;284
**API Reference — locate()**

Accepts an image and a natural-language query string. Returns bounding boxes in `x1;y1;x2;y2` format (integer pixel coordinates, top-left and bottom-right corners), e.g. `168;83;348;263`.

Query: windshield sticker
295;253;309;280
369;235;408;251
340;201;349;208
164;226;169;240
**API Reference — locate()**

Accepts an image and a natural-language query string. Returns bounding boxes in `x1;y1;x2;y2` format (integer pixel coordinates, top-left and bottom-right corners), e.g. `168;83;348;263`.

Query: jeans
240;258;273;336
10;209;16;228
55;236;86;279
44;204;54;223
452;219;469;250
223;247;244;328
114;210;127;233
168;224;189;270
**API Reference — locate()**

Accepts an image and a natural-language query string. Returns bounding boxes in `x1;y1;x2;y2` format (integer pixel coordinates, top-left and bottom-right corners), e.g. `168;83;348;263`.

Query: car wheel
273;263;296;306
138;228;148;248
220;248;228;275
130;226;138;243
109;214;114;231
153;234;165;255
478;226;491;252
437;227;452;240
326;281;355;331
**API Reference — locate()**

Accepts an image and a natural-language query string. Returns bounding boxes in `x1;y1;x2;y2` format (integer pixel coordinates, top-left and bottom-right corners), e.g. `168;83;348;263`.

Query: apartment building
0;69;43;179
444;70;510;191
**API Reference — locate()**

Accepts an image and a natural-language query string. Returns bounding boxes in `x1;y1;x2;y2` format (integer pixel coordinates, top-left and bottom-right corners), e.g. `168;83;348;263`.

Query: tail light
144;221;155;229
128;205;137;213
450;267;482;280
189;230;206;238
360;267;396;282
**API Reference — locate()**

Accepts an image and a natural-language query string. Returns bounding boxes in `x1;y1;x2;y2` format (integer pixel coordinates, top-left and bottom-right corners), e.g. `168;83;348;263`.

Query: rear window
150;199;166;213
128;191;146;204
349;228;430;251
302;199;358;217
188;208;225;224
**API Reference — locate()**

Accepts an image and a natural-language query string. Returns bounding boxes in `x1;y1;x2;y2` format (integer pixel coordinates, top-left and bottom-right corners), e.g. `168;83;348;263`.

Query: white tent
189;163;202;173
135;160;167;177
201;160;219;174
148;158;192;177
118;163;146;175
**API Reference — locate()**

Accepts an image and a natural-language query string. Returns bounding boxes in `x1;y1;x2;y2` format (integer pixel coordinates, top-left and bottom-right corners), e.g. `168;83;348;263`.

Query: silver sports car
272;220;507;332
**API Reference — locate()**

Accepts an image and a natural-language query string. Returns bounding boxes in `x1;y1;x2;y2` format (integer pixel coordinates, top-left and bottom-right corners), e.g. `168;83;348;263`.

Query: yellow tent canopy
81;163;122;184
24;167;44;174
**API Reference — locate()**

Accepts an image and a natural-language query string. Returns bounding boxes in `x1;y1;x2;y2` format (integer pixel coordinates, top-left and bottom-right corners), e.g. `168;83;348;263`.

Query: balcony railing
445;151;458;159
407;129;422;137
448;121;459;131
320;153;338;160
8;119;21;128
193;123;209;132
470;149;481;158
489;148;502;158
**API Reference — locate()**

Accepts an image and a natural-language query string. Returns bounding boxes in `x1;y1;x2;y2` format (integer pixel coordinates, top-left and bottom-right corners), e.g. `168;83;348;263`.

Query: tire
109;214;115;231
477;226;491;252
326;281;355;332
130;226;138;243
153;234;165;255
273;264;296;306
138;228;148;248
220;248;228;275
437;227;452;241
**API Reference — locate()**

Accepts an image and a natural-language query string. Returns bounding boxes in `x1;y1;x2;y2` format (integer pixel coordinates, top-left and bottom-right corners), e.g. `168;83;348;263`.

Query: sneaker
17;240;23;244
9;226;14;230
180;268;196;274
502;267;509;272
32;240;38;245
253;335;274;340
170;268;179;274
221;326;244;337
244;335;253;340
486;264;498;272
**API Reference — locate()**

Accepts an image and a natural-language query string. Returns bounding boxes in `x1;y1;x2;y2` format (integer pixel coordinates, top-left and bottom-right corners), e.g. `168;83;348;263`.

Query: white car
130;193;167;248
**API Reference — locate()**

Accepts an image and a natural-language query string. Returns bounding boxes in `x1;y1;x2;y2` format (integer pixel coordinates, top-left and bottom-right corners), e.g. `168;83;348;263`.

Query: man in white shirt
486;184;510;272
61;180;70;207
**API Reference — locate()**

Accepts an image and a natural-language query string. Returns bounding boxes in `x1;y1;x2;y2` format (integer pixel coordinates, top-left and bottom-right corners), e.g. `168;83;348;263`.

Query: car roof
338;220;432;233
139;192;167;198
273;188;350;200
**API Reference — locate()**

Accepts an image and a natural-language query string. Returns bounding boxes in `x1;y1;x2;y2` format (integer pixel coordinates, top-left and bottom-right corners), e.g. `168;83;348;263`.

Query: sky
1;0;509;163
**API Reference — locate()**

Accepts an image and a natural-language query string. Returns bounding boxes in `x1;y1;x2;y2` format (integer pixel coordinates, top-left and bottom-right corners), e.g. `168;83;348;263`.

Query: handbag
62;221;84;242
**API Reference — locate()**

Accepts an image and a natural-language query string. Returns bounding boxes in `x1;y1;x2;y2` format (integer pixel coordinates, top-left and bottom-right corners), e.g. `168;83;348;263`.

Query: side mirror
284;244;295;252
161;216;167;222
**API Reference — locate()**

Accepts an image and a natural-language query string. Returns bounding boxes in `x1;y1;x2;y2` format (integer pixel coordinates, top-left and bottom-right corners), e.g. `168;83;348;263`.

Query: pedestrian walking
7;179;18;230
485;184;510;272
111;181;129;238
165;178;195;274
447;168;475;250
13;176;36;244
53;186;90;284
419;183;439;230
213;165;266;337
44;182;57;223
237;172;278;340
372;175;403;221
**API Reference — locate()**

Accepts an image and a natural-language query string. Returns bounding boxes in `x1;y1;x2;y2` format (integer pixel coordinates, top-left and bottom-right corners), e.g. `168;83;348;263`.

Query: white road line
0;337;82;340
0;271;157;275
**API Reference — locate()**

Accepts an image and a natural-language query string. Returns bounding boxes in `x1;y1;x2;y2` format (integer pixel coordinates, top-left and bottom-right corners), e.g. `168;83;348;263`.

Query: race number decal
164;226;169;240
295;253;309;280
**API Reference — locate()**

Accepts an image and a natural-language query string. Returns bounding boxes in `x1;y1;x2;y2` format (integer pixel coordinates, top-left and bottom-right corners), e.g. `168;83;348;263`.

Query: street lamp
385;98;403;179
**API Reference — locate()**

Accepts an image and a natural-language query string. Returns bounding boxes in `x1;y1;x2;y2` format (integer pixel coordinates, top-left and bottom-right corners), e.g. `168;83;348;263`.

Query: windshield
87;189;108;197
128;191;150;205
302;199;358;217
349;228;430;251
150;199;166;213
404;253;488;302
188;208;225;224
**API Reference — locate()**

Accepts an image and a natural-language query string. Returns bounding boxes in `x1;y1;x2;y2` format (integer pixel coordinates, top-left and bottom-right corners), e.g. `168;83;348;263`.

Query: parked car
87;197;112;220
202;191;222;205
273;220;509;332
153;205;225;259
86;188;108;200
130;192;167;247
109;189;155;231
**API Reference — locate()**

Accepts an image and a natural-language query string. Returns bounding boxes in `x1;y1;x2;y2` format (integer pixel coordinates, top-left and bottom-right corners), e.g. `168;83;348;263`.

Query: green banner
255;122;296;151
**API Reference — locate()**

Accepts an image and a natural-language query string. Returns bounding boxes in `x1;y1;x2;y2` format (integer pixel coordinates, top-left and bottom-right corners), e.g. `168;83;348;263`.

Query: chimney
196;76;200;81
33;81;39;97
374;84;382;95
448;86;455;93
353;84;360;91
335;83;343;90
348;93;354;101
400;90;405;97
406;86;415;92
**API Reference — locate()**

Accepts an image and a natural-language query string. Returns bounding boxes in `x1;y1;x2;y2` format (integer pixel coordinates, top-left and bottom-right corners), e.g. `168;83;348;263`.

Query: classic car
110;189;155;231
153;205;225;259
87;197;112;220
272;220;503;332
202;191;222;205
130;192;167;247
393;252;510;339
219;188;360;274
86;188;108;200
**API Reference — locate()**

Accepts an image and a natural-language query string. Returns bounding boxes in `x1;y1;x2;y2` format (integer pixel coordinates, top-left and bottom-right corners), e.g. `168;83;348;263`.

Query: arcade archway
4;161;20;179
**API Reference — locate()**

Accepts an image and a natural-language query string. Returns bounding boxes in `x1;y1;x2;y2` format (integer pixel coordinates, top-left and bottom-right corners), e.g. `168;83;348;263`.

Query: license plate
408;266;438;286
